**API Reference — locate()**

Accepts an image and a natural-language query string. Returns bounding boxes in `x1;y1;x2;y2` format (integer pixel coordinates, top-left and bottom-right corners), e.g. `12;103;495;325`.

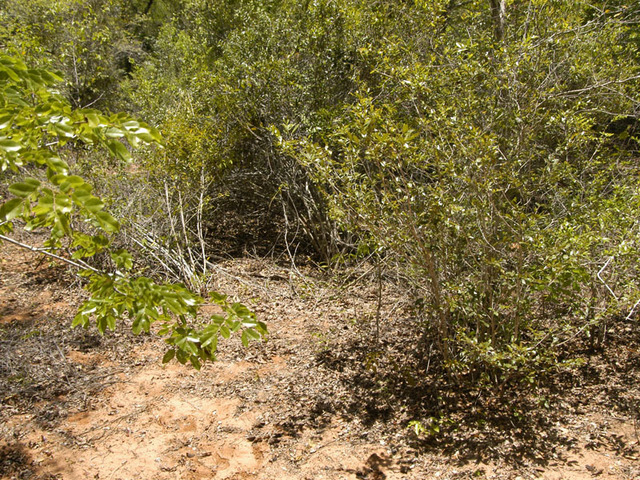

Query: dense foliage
1;0;639;385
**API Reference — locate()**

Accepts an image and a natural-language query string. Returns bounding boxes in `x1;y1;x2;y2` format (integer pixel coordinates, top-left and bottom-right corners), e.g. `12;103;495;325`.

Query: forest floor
1;233;640;480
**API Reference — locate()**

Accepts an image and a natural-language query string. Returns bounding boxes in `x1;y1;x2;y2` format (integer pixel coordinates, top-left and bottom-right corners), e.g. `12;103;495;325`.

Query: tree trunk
489;0;507;41
144;0;155;15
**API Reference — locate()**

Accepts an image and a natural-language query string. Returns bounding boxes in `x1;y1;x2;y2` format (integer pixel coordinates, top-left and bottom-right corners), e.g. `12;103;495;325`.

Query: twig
554;74;640;98
177;189;198;285
198;168;207;280
129;225;271;295
81;92;105;109
79;405;149;438
597;256;618;300
0;233;131;300
0;233;101;274
108;460;128;480
375;257;382;344
626;298;640;321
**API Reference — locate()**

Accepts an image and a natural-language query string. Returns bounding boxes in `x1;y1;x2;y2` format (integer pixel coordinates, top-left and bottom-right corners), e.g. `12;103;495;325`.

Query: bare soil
1;234;639;480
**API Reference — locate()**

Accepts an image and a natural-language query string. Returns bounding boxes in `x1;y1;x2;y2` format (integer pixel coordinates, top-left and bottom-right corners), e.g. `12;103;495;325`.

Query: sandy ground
1;236;639;480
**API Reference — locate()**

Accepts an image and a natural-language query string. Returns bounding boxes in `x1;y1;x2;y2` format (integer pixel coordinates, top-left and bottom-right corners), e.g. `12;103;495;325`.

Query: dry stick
280;197;298;298
198;168;207;280
177;189;199;287
129;223;193;278
597;256;618;300
81;405;149;442
555;74;640;98
129;235;180;279
625;298;640;321
0;234;132;305
281;192;315;295
81;92;105;109
108;460;128;480
130;224;270;295
52;339;75;390
129;223;184;272
71;49;80;106
397;181;453;372
163;181;190;279
0;233;101;274
375;256;382;345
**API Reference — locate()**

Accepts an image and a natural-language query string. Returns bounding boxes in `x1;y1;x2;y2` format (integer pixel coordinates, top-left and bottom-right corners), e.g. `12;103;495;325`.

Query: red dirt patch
1;235;639;480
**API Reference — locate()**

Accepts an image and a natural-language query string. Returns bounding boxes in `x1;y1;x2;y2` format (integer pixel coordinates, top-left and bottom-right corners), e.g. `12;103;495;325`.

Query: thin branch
554;75;640;98
0;233;101;274
597;256;618;300
81;92;105;109
626;298;640;321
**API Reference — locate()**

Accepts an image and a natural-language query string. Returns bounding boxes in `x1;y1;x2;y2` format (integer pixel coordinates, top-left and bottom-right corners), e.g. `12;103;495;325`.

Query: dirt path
1;236;639;480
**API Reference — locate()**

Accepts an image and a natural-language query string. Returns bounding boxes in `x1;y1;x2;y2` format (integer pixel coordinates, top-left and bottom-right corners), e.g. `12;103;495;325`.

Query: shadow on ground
0;441;54;480
283;312;640;471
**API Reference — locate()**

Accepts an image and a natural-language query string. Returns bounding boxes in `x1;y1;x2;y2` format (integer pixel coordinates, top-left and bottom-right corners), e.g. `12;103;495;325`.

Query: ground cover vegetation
1;0;639;436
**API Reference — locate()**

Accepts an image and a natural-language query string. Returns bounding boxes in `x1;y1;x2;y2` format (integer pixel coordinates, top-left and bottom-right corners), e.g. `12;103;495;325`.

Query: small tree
276;0;640;385
0;54;266;369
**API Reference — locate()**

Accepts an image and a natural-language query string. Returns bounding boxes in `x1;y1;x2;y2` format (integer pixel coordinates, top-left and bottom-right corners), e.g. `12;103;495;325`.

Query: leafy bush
0;54;266;368
276;0;640;382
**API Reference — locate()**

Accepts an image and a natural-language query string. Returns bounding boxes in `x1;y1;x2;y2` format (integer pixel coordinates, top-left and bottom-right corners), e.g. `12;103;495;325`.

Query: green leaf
94;211;120;232
97;316;107;334
220;326;231;339
210;292;228;304
45;157;69;174
8;179;40;198
189;356;201;370
184;339;198;355
0;114;13;130
54;193;73;214
162;349;176;364
0;139;21;152
132;318;143;335
111;249;133;270
59;175;86;192
255;322;268;335
0;64;21;82
163;295;184;315
176;349;188;365
245;328;261;341
104;127;125;138
55;210;72;236
84;197;105;213
200;331;218;349
107;140;131;161
72;187;93;205
85;113;101;127
134;131;157;143
230;302;253;319
40;70;63;84
0;198;23;221
72;312;88;328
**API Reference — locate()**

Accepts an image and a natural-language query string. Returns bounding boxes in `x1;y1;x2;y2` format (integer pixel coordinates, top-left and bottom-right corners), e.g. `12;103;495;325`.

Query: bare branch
0;233;100;274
